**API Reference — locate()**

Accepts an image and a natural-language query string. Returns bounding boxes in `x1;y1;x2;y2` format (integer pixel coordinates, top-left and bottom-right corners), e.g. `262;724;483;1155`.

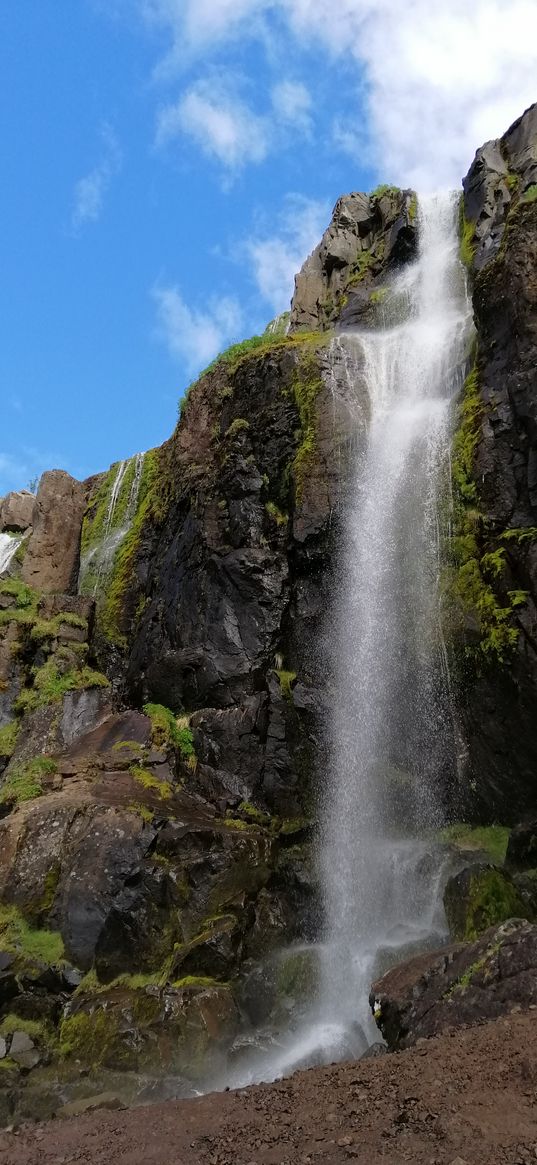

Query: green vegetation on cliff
446;366;528;662
143;702;196;762
0;756;57;807
0;904;64;965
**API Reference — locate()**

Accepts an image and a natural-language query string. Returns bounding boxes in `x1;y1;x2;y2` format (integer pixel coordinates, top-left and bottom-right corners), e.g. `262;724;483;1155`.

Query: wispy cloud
142;0;537;187
71;125;122;232
152;284;244;372
271;81;312;134
155;75;314;178
244;194;330;313
156;79;269;172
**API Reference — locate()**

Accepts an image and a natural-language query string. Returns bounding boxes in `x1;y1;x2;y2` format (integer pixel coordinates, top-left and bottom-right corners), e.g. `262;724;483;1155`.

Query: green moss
0;904;64;964
450;867;524;941
171;975;222;989
439;824;510;864
131;765;173;801
225;418;250;438
127;802;155;823
222;816;257;831
15;661;109;713
112;739;144;753
370;183;400;198
0;756;57;807
238;801;271;825
29;612;87;644
0;1014;49;1041
447;366;526;662
506;172;519;191
459;198;476;267
0;579;36;609
59;1008;122;1065
452;368;482;502
274;669;296;700
142;703;196;764
265;501;287;527
291;347;324;504
501;527;537;545
521;184;537;203
0;719;19;758
347;248;374;286
408;192;418;222
370;288;389;305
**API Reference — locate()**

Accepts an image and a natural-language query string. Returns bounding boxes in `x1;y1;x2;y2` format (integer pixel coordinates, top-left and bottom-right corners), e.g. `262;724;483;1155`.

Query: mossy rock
59;982;238;1079
443;863;528;941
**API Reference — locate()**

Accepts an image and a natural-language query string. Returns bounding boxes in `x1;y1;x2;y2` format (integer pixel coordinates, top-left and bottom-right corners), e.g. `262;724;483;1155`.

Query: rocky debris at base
1;1011;537;1165
371;917;537;1050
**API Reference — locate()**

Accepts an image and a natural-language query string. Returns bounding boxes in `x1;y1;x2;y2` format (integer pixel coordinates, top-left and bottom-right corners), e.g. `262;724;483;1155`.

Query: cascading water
215;192;473;1089
318;191;472;1057
0;532;24;576
79;451;145;596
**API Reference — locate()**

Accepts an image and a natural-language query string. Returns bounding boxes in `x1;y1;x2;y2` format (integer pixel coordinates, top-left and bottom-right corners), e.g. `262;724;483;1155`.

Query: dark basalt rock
443;863;527;941
371;918;537;1050
506;821;537;870
456;103;537;821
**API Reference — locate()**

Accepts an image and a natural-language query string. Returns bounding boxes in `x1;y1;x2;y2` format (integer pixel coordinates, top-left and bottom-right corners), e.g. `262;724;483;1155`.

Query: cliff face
454;103;537;820
0;113;536;1117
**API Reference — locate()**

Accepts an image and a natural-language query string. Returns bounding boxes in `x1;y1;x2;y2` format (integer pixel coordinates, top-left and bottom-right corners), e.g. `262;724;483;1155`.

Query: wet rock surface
372;918;537;1050
457;102;537;821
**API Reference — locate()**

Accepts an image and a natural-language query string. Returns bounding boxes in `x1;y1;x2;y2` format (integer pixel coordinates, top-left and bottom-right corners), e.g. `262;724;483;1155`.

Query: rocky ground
2;1011;537;1165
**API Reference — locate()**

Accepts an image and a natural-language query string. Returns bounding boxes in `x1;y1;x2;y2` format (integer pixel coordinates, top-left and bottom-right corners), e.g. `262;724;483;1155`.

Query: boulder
506;821;537;870
0;491;35;533
443;863;528;941
21;471;85;594
371;918;537;1049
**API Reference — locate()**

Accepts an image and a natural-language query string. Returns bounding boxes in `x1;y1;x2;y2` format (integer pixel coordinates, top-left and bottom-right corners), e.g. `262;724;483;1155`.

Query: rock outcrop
290;187;417;332
372;918;537;1050
0;491;35;533
451;102;537;821
21;471;86;595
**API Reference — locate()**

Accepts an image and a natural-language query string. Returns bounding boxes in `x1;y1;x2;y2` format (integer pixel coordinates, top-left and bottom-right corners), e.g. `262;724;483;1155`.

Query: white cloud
156;76;314;175
271;81;312;133
71;126;122;231
156;80;269;171
142;0;537;188
245;194;329;313
152;285;244;372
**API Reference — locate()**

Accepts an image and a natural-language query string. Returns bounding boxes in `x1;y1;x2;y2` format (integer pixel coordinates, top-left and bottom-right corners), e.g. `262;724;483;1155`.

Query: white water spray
215;194;473;1089
0;533;23;576
318;192;472;1056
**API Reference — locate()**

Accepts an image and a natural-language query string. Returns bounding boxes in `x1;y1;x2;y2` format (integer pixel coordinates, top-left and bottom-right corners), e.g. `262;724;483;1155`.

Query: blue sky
1;1;536;493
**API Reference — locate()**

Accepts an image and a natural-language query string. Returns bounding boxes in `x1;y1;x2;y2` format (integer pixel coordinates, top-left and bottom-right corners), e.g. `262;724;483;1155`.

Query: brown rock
371;918;537;1050
0;491;35;533
21;471;85;594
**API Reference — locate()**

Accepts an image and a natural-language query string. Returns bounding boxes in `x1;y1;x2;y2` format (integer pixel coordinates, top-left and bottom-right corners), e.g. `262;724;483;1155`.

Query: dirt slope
2;1012;537;1165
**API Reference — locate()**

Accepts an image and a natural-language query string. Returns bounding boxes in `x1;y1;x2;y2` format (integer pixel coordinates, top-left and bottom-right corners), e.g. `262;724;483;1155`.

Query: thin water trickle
78;452;146;596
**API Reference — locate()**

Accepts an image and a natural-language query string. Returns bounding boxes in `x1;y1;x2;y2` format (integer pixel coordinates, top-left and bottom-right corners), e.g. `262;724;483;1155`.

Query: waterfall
78;452;145;597
215;193;473;1090
319;191;472;1056
0;533;23;576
